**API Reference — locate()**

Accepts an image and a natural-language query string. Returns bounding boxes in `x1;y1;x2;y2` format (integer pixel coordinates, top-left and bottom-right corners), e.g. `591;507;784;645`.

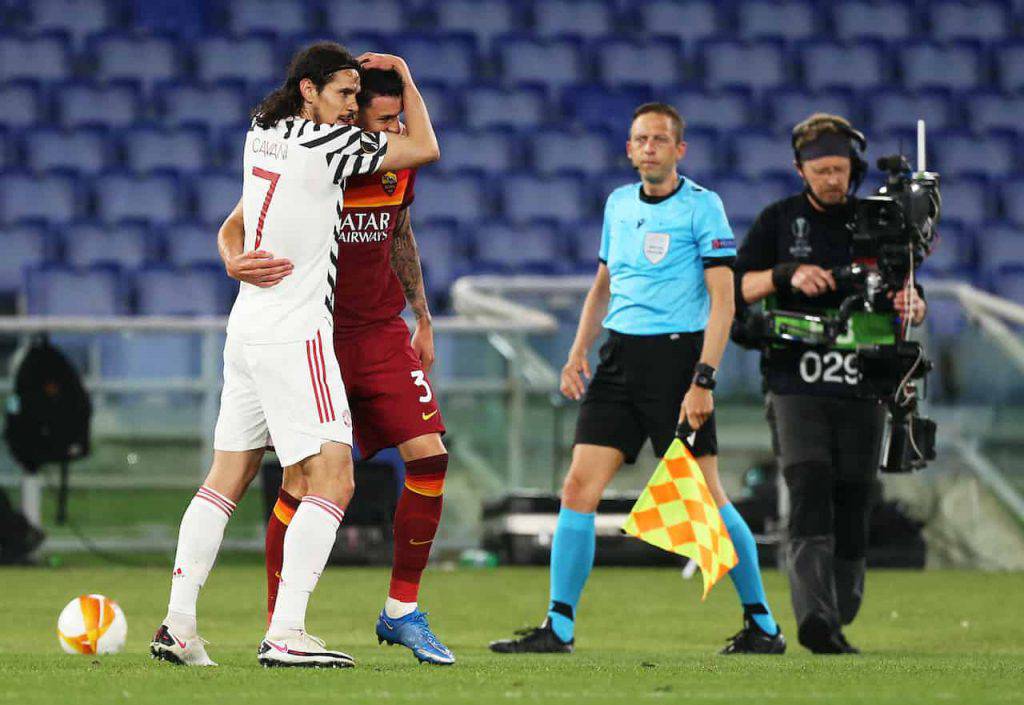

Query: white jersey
227;118;389;343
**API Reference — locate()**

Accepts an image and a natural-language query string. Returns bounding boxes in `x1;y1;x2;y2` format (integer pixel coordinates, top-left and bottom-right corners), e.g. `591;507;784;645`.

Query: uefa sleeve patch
712;239;736;249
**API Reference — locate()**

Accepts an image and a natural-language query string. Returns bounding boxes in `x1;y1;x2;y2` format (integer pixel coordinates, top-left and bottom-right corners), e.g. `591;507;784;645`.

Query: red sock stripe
303;495;345;524
196;486;235;517
305;339;324;423
315;331;336;421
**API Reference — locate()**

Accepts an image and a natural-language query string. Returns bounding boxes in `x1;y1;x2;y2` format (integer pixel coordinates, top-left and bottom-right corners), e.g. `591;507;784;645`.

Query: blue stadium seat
64;221;152;269
737;0;818;41
0;32;70;82
933;130;1017;179
1000;178;1024;226
564;85;652;134
594;171;641;205
638;1;719;43
94;172;180;224
27;0;112;46
669;89;753;132
929;0;1008;42
713;176;791;223
531;128;616;175
164;221;220;268
123;126;210;173
414;218;467;302
831;1;912;42
0;80;44;128
868;89;955;133
24;126;110;175
391;33;477;84
91;34;180;86
57;81;141;128
437;128;518;174
194;36;277;85
435;0;520;47
158;81;248;130
463;86;547;129
900;42;982;92
219;125;249;173
136;267;229;315
967;91;1024;133
25;266;126;315
323;0;404;34
767;89;857;133
495;37;586;88
500;174;589;224
730;130;795;179
798;40;886;91
100;333;201;380
977;221;1024;277
227;0;311;35
567;217;603;266
940;176;991;225
679;128;724;175
922;220;975;273
418;82;459;128
193;171;240;224
599;38;682;89
471;220;564;272
534;0;613;39
0;223;51;292
413;174;490;224
992;267;1024;301
1;173;80;224
995;40;1024;93
866;129;918;168
701;40;788;90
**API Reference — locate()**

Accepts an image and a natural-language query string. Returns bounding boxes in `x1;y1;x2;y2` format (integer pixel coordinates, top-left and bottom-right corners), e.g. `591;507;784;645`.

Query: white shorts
213;324;352;467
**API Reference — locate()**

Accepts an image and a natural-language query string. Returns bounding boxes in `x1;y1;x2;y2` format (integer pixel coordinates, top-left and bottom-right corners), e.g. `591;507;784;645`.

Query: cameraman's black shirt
734;193;857;313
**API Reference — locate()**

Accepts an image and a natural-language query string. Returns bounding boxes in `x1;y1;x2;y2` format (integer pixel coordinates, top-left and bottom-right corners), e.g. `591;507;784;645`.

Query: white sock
384;598;417;619
165;486;236;633
268;495;343;637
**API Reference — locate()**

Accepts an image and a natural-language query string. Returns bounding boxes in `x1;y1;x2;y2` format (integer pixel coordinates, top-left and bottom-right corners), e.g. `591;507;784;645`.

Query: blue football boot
375;609;455;665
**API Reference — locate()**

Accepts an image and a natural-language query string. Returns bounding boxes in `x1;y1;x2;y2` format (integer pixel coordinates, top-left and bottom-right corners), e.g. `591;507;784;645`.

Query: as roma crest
381;171;398;195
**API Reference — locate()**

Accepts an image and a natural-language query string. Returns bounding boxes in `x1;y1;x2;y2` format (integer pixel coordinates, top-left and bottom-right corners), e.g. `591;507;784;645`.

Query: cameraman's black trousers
767;393;886;644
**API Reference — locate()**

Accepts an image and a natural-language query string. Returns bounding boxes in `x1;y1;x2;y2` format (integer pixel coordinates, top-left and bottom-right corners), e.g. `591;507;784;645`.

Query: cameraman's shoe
798;616;858;654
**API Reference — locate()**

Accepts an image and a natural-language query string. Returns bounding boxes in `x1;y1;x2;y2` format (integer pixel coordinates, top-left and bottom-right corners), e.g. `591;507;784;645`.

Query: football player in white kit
150;42;439;669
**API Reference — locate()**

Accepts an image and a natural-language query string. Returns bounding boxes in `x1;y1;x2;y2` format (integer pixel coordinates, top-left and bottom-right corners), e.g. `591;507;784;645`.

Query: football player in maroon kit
218;65;452;665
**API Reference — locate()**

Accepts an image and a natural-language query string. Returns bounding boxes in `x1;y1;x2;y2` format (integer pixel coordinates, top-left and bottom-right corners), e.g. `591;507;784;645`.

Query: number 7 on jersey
251;167;281;249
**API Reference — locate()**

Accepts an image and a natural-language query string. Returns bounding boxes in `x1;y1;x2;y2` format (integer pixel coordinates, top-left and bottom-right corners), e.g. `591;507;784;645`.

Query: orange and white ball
57;594;127;654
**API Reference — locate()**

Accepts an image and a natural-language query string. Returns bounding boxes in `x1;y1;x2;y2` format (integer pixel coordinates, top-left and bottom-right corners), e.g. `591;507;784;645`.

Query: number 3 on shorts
410;370;433;403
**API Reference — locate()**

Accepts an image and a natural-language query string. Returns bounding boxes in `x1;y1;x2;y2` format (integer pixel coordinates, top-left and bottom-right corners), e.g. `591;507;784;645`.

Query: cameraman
734;114;925;654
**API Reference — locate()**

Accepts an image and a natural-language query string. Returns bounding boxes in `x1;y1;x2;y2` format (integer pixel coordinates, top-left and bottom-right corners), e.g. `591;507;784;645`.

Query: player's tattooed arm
390;206;436;372
390;207;431;323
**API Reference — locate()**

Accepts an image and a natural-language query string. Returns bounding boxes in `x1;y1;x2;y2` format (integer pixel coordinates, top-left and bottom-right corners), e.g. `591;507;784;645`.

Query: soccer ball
57;594;127;654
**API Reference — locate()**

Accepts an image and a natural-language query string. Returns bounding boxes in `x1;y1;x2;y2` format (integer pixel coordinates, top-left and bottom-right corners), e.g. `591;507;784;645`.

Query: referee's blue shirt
599;176;736;335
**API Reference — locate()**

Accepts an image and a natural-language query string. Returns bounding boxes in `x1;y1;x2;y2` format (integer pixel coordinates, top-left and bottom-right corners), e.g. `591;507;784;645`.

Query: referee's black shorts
573;329;718;463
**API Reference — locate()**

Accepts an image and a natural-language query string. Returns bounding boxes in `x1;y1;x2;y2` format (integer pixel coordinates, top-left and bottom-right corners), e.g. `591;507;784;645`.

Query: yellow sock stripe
273;499;297;525
405;475;444;497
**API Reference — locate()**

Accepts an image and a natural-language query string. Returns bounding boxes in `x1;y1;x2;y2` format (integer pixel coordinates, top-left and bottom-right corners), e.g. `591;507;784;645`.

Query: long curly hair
252;42;360;129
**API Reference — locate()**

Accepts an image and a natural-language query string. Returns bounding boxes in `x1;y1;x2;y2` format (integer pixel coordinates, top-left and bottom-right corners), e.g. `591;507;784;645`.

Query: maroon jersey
333;168;417;331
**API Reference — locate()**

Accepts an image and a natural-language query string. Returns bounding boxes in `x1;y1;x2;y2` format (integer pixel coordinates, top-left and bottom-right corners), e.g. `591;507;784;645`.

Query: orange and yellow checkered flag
623;437;738;599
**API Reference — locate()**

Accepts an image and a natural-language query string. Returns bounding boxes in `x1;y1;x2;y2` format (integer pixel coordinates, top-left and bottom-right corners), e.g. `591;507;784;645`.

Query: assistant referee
489;103;785;655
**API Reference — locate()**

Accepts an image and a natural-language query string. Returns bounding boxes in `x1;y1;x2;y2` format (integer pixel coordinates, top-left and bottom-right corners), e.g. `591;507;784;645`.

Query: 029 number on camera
798;350;860;386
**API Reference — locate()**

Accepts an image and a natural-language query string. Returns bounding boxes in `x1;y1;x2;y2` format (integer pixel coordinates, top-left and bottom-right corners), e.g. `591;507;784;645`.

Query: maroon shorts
334;317;445;459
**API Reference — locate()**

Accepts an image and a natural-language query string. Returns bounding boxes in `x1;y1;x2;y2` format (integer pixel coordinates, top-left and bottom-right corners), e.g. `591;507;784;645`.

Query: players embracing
219;66;452;665
151;42;440;669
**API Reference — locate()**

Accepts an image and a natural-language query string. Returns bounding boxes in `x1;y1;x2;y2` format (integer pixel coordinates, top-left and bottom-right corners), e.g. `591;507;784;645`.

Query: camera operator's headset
791;114;869;195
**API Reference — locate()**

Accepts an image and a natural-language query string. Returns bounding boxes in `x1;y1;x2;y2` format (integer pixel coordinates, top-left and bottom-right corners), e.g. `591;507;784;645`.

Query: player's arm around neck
561;264;611;401
358;54;440;171
217;198;293;288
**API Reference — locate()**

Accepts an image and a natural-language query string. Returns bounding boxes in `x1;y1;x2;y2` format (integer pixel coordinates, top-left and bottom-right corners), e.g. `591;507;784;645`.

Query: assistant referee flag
623;438;738;599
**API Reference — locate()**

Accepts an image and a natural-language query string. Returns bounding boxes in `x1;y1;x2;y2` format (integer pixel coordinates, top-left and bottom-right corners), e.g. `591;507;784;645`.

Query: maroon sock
390;453;448;602
265;488;300;622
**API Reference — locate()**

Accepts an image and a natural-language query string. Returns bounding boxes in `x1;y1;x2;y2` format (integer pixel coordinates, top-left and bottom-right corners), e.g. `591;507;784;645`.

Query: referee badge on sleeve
643;232;670;264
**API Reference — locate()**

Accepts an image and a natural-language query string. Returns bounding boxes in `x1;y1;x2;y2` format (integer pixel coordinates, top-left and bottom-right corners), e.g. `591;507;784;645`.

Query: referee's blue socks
547;506;596;643
719;503;779;635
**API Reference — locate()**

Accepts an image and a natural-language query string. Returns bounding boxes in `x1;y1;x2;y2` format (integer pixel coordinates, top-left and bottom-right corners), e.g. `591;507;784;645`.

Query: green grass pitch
2;562;1022;704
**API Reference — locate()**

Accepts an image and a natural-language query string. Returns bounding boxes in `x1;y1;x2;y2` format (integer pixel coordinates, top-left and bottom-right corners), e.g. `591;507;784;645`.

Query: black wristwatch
693;362;717;390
